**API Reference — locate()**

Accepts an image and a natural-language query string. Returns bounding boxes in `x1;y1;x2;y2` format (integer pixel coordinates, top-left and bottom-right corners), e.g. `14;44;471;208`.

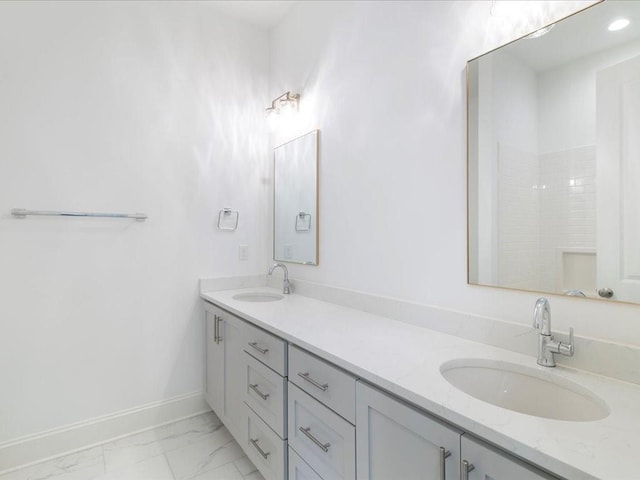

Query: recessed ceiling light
608;18;630;32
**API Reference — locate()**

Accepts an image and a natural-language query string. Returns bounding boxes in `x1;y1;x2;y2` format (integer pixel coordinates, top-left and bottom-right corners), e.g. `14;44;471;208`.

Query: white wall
485;51;540;290
267;0;640;347
497;143;540;290
492;52;539;154
0;2;269;443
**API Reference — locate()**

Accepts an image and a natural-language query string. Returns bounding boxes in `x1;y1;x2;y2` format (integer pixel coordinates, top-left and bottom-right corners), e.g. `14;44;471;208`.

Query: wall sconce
265;91;300;119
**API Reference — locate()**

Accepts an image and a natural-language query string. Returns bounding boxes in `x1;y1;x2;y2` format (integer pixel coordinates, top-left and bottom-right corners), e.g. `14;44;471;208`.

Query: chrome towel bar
11;208;147;221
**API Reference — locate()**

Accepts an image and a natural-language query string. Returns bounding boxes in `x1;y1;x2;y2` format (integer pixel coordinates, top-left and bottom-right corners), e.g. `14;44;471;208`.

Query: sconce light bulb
278;99;298;114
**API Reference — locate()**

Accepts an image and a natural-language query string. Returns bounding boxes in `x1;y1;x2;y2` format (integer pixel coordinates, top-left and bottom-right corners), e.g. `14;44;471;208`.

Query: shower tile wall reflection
0;412;263;480
539;145;596;295
497;142;540;290
497;144;596;295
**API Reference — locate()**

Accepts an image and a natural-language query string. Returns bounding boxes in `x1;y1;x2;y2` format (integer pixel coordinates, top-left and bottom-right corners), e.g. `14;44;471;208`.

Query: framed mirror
468;1;640;304
274;130;319;265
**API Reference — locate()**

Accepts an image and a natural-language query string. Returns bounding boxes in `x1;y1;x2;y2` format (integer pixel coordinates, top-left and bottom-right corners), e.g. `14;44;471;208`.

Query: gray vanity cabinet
204;302;246;441
460;435;559;480
204;298;567;480
356;381;461;480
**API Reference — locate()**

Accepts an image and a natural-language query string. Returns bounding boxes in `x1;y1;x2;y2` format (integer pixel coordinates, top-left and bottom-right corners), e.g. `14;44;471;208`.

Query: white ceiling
206;1;297;30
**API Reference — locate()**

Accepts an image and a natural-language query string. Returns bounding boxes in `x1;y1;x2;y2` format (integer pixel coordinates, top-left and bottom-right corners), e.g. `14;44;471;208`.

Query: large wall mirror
274;130;319;265
468;1;640;304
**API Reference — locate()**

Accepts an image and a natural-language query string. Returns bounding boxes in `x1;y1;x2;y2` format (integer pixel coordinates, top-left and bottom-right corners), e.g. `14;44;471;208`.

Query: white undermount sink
232;292;284;302
440;359;609;422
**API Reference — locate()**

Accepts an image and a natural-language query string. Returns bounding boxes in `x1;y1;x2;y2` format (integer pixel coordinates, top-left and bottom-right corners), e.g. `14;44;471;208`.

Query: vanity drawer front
288;383;356;480
244;406;287;480
289;446;324;480
243;352;287;438
244;322;287;376
289;345;356;423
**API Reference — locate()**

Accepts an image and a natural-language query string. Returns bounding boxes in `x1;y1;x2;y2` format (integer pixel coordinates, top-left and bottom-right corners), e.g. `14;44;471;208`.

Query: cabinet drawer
243;352;287;438
288;383;355;480
289;446;324;480
243;405;287;480
289;345;356;423
244;322;287;375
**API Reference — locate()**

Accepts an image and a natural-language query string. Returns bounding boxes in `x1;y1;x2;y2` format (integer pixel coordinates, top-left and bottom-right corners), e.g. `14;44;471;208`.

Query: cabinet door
461;436;558;480
204;303;246;441
204;304;224;416
356;382;461;480
220;311;246;440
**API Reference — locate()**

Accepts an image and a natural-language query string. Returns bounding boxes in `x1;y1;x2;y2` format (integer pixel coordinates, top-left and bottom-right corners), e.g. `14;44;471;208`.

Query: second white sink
441;359;609;422
232;292;284;302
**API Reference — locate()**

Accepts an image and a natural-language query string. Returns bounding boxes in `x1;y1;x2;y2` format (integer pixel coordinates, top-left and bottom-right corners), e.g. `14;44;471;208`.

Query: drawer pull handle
439;447;451;480
462;460;475;480
299;426;330;453
248;342;269;355
297;372;328;392
249;438;271;460
249;383;270;400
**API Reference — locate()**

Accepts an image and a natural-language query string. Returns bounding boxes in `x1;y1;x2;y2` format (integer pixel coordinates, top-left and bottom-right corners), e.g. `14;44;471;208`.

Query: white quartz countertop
201;287;640;480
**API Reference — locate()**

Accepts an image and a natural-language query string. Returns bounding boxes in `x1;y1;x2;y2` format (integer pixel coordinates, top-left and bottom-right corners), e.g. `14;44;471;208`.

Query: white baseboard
0;391;210;474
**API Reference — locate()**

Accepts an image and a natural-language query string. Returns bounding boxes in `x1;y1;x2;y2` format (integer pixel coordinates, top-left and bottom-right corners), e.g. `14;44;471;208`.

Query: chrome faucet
268;263;291;294
533;298;574;367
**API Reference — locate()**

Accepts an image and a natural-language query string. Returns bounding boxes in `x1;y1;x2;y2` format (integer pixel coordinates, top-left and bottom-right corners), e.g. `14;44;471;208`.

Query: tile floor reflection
0;412;264;480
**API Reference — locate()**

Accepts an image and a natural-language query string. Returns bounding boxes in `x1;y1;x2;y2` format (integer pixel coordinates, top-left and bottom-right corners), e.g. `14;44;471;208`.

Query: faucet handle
557;327;575;357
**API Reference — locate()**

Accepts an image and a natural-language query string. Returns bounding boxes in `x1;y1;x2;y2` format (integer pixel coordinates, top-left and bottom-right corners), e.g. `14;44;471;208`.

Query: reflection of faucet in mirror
269;263;291;294
533;298;575;367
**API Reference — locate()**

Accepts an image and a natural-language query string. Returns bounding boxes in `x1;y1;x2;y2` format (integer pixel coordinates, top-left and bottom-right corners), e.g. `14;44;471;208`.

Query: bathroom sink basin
232;292;284;302
440;359;609;421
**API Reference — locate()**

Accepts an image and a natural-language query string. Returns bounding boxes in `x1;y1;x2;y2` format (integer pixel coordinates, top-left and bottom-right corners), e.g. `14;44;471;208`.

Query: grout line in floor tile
164;452;178;480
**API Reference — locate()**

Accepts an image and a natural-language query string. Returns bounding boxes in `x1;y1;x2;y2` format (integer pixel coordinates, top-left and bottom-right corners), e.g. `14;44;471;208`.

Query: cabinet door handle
461;460;475;480
439;447;451;480
249;438;271;459
299;426;330;453
248;342;269;354
213;315;219;343
215;316;223;343
297;372;328;392
249;383;270;400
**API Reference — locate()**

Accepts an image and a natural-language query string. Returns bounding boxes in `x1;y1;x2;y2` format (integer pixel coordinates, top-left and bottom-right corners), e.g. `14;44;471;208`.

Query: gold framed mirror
468;1;640;304
274;130;319;265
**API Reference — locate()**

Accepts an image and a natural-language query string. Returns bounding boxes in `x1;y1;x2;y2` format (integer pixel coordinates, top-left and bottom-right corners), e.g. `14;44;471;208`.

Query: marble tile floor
0;412;265;480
